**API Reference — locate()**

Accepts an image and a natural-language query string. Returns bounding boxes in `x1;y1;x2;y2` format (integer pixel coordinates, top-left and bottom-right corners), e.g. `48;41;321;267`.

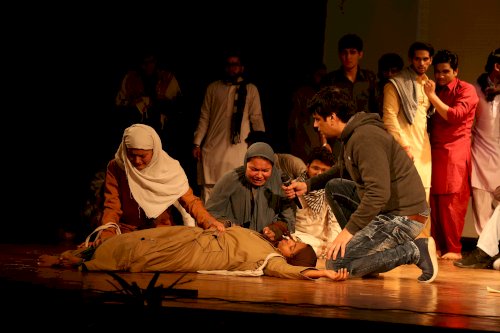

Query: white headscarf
115;124;189;219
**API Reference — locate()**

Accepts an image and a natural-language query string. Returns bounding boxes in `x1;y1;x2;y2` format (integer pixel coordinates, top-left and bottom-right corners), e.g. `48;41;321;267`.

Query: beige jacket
83;226;314;279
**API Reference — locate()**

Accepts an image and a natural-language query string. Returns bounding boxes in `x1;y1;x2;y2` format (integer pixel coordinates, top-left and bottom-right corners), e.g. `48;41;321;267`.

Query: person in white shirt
192;50;265;203
291;147;342;258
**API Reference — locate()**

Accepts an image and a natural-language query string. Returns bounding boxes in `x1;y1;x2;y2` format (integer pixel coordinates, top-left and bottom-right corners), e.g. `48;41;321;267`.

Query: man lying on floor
38;225;348;282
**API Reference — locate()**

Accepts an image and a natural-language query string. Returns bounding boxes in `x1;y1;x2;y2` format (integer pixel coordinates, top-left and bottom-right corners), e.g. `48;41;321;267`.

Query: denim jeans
324;178;425;277
325;179;360;229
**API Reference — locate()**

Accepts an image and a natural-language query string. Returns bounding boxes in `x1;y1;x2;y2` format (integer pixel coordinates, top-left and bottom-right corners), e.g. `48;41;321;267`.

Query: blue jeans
325;179;360;229
324;178;425;277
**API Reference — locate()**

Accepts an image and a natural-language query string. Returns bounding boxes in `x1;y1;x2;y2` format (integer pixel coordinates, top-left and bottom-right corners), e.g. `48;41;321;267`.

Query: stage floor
0;243;498;332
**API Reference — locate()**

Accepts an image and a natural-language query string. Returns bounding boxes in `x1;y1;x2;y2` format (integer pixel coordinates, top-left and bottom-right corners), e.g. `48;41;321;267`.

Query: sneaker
415;237;438;283
453;247;494;269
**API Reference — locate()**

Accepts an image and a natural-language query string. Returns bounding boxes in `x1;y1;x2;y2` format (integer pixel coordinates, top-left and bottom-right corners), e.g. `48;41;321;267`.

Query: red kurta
429;78;478;254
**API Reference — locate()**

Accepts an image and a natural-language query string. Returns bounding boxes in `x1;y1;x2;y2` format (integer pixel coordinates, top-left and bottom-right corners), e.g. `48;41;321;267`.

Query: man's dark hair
408;41;434;59
307;86;357;123
338;33;363;52
287;243;317;267
245;131;274;149
306;146;335;166
433;49;459;71
377;53;404;80
485;48;500;73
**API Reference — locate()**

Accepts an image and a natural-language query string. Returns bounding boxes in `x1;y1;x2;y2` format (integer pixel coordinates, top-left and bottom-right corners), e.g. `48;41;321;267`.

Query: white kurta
193;80;265;185
292;198;341;258
471;83;500;233
471;84;500;192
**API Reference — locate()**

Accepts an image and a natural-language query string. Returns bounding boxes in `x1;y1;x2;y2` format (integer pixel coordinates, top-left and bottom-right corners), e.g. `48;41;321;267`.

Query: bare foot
441;252;462;260
37;251;83;268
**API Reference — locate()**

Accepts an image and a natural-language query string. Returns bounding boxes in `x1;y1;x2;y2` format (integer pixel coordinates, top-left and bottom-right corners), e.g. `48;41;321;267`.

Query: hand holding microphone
280;173;304;209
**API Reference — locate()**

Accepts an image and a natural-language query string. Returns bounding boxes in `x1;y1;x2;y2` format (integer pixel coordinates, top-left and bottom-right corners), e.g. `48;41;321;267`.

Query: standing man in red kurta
424;50;479;260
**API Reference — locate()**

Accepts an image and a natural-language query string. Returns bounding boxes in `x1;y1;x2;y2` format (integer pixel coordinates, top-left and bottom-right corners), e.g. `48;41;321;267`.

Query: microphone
280;172;303;209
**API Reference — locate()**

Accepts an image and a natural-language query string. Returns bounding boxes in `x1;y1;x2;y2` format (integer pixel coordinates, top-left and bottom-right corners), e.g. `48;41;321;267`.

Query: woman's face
126;148;153;170
245;157;273;187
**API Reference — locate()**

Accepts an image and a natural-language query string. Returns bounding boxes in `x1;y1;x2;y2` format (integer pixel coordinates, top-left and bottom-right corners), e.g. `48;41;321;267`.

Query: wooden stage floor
0;243;498;332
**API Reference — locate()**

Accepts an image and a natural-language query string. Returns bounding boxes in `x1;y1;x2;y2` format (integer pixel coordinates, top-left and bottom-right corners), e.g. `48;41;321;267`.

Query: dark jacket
307;112;428;235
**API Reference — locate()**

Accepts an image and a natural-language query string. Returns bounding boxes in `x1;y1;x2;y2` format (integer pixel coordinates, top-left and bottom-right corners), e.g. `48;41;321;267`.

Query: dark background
4;2;327;243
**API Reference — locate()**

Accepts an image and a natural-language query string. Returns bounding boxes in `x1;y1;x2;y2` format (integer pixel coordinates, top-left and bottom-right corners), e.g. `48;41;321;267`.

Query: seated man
291;147;342;258
38;225;348;281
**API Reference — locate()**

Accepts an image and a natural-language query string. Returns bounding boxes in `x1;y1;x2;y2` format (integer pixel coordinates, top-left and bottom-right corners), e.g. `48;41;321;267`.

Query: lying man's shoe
415;237;438;283
453;247;494;269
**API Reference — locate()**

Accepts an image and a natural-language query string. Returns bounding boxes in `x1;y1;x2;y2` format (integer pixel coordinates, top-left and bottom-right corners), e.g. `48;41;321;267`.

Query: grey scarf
388;67;418;124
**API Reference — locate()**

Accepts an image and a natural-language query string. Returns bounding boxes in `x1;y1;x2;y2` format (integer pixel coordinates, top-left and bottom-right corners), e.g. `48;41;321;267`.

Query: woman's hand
210;220;226;233
262;226;276;241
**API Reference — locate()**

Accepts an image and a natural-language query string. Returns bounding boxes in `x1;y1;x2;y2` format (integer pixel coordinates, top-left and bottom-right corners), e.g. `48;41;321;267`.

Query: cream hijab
115;124;189;218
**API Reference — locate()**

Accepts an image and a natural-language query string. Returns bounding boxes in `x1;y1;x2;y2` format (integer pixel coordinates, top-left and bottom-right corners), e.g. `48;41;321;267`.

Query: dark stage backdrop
4;2;327;243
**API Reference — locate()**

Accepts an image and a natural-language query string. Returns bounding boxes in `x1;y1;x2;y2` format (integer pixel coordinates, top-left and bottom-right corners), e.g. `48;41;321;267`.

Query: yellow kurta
382;74;432;236
382;75;432;193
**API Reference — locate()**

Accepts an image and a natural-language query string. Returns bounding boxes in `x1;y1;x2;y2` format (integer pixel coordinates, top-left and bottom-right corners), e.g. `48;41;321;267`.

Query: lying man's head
278;237;317;267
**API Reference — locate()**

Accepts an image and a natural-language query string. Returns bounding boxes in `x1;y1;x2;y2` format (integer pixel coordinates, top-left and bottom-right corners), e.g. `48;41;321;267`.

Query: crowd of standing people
64;37;499;281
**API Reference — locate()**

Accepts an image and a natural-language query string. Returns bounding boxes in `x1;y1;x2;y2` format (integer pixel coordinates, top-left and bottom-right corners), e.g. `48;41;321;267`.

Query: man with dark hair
283;86;438;283
321;33;379;115
192;51;265;203
321;33;379;160
38;225;351;280
424;50;479;260
291;147;342;259
376;52;404;110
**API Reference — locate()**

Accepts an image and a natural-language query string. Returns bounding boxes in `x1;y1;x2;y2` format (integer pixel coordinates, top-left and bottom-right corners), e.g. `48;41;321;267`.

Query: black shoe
415;237;438;283
453;247;494;269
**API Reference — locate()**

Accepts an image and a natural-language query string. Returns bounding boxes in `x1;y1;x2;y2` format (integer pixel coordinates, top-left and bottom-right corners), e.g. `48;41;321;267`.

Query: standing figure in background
98;124;225;241
376;52;404;112
291;147;342;259
424;49;479;260
115;52;183;156
321;33;379;159
288;63;327;162
470;48;500;235
192;50;265;203
321;33;379;115
382;42;435;237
